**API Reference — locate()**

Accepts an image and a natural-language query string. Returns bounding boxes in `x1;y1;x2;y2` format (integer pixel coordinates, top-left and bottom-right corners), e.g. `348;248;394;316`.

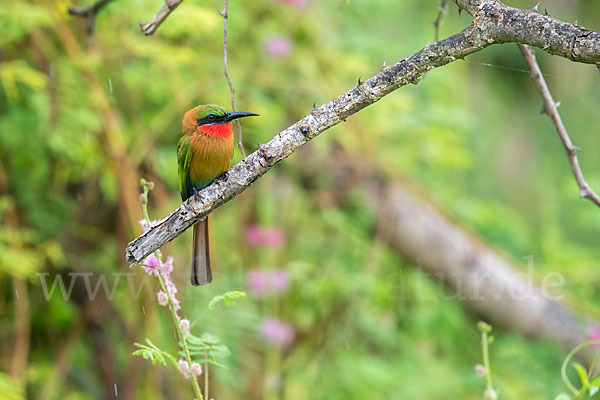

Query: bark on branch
139;0;184;36
126;0;600;263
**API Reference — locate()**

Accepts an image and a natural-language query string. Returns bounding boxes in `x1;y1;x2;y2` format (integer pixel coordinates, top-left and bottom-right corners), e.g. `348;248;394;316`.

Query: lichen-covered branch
518;44;600;207
139;0;184;36
455;0;600;63
126;0;600;263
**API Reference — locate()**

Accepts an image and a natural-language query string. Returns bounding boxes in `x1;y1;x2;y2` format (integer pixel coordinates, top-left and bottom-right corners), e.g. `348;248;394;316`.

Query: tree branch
381;183;595;361
126;0;600;263
139;0;184;36
68;0;114;34
518;44;600;207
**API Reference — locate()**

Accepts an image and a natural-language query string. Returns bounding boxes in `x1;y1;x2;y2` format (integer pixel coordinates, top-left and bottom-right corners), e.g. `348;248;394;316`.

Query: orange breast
189;131;234;187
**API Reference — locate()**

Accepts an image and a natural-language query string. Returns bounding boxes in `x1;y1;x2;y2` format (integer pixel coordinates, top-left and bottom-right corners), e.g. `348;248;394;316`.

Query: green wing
177;135;192;201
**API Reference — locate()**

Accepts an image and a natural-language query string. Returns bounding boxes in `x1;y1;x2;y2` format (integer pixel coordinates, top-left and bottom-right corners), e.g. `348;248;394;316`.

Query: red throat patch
199;122;233;138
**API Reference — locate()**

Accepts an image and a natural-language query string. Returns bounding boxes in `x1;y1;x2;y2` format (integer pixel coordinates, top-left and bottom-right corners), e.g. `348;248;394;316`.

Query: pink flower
279;0;306;7
157;290;169;306
245;225;284;247
139;219;159;232
162;256;174;275
179;319;190;335
248;269;290;296
245;226;262;246
262;228;284;247
178;359;191;379
264;36;292;58
169;291;181;311
587;324;600;348
191;363;203;377
142;254;160;276
474;364;486;377
261;318;294;348
249;270;269;296
271;269;289;293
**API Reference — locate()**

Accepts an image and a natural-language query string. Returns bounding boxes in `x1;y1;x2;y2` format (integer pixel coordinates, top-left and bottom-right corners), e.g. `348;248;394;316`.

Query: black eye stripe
196;113;225;126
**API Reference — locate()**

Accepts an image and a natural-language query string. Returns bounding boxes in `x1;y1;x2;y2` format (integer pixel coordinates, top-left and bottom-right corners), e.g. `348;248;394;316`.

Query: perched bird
178;104;258;286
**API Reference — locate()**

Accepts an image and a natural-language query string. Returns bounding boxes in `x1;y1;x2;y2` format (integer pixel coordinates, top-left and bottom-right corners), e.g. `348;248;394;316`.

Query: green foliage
132;338;178;368
184;333;231;368
0;373;24;400
557;342;600;399
208;290;247;310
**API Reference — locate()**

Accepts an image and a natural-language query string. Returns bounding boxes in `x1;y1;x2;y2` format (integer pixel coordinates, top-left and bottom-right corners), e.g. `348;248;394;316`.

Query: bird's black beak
224;111;259;122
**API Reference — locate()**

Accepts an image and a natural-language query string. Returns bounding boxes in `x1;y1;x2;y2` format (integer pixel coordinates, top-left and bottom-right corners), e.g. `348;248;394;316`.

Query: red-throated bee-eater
178;104;258;286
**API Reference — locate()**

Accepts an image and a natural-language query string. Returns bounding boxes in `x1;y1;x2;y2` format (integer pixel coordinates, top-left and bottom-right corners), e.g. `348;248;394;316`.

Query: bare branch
518;44;600;207
433;0;449;42
126;0;600;263
139;0;184;36
68;0;114;34
221;0;246;157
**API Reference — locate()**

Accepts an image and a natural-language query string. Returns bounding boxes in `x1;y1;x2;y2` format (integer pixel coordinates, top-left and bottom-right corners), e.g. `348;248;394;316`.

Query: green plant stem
204;350;209;399
479;322;494;393
560;340;600;397
141;183;203;400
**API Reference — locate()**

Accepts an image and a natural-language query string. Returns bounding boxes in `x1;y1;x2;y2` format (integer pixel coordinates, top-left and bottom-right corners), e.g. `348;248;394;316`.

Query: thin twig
221;0;247;157
518;44;600;207
432;0;448;42
139;0;185;36
68;0;114;34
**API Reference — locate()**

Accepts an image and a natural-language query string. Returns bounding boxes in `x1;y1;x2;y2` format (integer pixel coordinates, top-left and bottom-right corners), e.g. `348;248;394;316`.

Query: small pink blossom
142;254;160;276
248;269;290;297
157;290;169;306
139;219;159;232
191;363;203;377
587;324;600;348
261;318;294;348
271;269;289;293
169;293;181;311
262;228;284;246
245;225;284;247
474;364;486;377
264;36;292;58
249;270;268;296
178;359;191;379
484;389;498;400
162;256;174;275
180;319;190;335
279;0;306;7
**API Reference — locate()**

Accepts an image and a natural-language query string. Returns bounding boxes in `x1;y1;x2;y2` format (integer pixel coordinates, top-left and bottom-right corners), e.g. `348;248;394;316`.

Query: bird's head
183;104;259;138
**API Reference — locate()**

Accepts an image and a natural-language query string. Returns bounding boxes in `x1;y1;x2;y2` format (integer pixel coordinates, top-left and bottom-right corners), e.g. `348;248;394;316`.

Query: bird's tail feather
191;217;212;286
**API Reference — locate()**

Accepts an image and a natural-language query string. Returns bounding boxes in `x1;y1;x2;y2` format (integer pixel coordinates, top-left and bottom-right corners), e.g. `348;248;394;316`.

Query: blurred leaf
0;373;24;400
183;333;231;368
208;291;247;310
572;361;590;389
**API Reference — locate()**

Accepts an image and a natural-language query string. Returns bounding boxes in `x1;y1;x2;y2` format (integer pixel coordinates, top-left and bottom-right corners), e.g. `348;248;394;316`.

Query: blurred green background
1;0;600;399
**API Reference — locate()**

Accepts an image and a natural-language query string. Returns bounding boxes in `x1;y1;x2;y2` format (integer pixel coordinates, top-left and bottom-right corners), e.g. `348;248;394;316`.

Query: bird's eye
208;114;216;120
